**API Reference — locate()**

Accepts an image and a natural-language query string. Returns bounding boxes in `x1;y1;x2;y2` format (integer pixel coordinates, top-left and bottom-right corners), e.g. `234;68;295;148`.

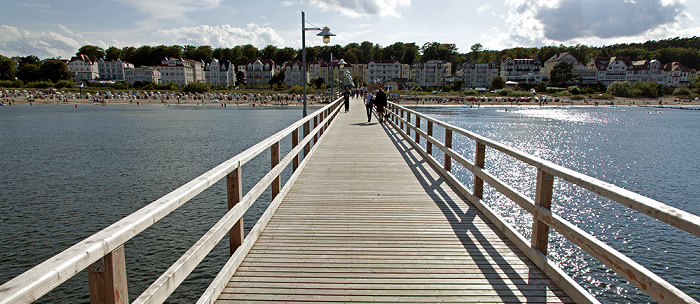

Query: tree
18;62;41;82
490;76;505;90
235;70;245;87
0;55;17;80
470;43;483;62
40;60;72;83
270;69;285;87
105;47;122;61
550;62;574;86
77;45;105;59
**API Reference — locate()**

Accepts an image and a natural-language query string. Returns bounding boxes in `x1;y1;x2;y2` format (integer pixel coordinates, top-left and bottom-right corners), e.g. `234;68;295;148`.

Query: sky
0;0;699;60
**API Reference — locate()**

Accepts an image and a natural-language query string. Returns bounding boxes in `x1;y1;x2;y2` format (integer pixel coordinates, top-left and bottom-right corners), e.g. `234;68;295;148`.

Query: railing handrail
0;99;343;304
387;102;699;304
395;104;700;238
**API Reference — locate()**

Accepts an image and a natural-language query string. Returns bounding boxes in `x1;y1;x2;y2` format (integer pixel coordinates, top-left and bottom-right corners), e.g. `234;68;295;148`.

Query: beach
2;90;699;107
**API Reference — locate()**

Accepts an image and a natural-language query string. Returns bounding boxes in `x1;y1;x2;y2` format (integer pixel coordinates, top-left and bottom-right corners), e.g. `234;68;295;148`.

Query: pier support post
313;116;319;144
292;129;299;171
532;169;554;254
474;142;486;198
87;245;128;304
427;121;433;155
227;166;244;255
303;121;311;157
444;129;452;171
415;116;421;144
271;141;280;198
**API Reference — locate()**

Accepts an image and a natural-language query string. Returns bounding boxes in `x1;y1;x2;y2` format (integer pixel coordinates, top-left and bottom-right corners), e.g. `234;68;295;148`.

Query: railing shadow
379;120;551;303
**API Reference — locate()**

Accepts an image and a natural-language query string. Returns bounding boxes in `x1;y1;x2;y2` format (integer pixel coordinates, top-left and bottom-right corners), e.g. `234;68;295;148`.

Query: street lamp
329;55;347;101
301;11;334;117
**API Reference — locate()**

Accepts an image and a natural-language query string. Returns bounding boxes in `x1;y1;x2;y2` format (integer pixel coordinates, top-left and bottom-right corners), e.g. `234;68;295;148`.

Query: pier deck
215;98;573;303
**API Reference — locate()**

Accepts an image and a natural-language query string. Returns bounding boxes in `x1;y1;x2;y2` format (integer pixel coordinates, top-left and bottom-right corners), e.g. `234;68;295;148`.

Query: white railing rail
387;102;699;304
0;99;343;304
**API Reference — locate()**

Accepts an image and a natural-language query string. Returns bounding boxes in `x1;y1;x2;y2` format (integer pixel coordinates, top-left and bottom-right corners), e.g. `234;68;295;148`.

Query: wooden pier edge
195;104;340;304
385;115;600;304
388;102;700;304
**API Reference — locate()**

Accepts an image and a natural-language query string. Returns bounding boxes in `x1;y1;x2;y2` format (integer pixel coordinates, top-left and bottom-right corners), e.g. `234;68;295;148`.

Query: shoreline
2;95;699;107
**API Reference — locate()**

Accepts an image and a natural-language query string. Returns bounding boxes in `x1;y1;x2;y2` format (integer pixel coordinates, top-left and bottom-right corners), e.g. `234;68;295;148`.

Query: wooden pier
1;97;698;304
214;99;571;303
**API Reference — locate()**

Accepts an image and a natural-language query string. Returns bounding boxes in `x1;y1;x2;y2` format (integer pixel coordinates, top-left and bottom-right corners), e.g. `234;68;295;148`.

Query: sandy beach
2;92;699;108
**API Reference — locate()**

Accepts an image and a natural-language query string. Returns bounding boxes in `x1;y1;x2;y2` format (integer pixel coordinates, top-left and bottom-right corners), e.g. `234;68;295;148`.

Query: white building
124;67;161;85
204;59;235;87
411;60;452;87
159;57;205;86
456;61;499;88
663;62;695;87
368;60;410;84
67;54;99;82
588;57;633;86
98;58;134;81
283;61;305;88
500;56;549;84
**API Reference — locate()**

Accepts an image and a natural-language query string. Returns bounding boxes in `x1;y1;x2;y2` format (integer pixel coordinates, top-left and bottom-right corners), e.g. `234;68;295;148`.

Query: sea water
408;105;699;303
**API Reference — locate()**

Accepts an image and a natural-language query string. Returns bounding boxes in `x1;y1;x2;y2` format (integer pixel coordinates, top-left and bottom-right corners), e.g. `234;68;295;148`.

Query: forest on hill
63;36;700;70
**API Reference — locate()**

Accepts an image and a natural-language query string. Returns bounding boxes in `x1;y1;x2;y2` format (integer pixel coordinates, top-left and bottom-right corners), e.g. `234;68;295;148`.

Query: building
456;61;499;88
204;59;235;87
67;54;99;82
124;67;161;85
368;60;410;84
410;60;452;87
245;59;276;87
630;59;665;84
98;58;134;81
587;57;633;86
159;57;205;86
663;62;695;87
350;63;368;86
543;52;582;75
283;61;305;88
500;56;549;84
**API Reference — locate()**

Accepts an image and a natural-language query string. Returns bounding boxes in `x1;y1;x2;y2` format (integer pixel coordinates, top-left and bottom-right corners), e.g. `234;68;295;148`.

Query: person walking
374;88;387;123
343;87;351;113
365;91;374;123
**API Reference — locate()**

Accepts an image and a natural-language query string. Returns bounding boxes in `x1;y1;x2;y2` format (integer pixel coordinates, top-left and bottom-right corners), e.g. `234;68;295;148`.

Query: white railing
0;99;343;304
387;102;700;304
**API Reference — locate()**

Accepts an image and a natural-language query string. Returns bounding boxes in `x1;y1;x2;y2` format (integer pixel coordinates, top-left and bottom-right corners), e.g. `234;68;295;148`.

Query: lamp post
301;11;334;117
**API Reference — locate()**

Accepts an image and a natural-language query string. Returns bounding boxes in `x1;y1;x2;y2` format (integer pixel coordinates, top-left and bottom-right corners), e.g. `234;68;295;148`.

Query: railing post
400;109;404;130
427;121;433;155
474;142;486;198
532;169;554;254
303;120;310;157
292;128;299;171
226;166;244;255
88;245;128;304
444;129;452;171
406;112;411;134
415;115;421;144
313;116;319;144
271;141;280;198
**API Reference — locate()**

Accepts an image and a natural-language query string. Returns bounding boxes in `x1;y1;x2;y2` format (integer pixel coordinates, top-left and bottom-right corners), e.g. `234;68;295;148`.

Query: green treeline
61;36;700;69
1;36;700;87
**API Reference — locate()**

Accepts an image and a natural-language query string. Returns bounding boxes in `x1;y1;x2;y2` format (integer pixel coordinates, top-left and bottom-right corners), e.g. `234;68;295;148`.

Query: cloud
0;25;81;58
115;0;222;20
155;24;286;48
306;0;410;17
505;0;687;43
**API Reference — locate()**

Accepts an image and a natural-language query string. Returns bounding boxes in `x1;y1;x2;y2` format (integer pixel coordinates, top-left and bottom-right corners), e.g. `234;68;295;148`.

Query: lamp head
316;26;335;44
